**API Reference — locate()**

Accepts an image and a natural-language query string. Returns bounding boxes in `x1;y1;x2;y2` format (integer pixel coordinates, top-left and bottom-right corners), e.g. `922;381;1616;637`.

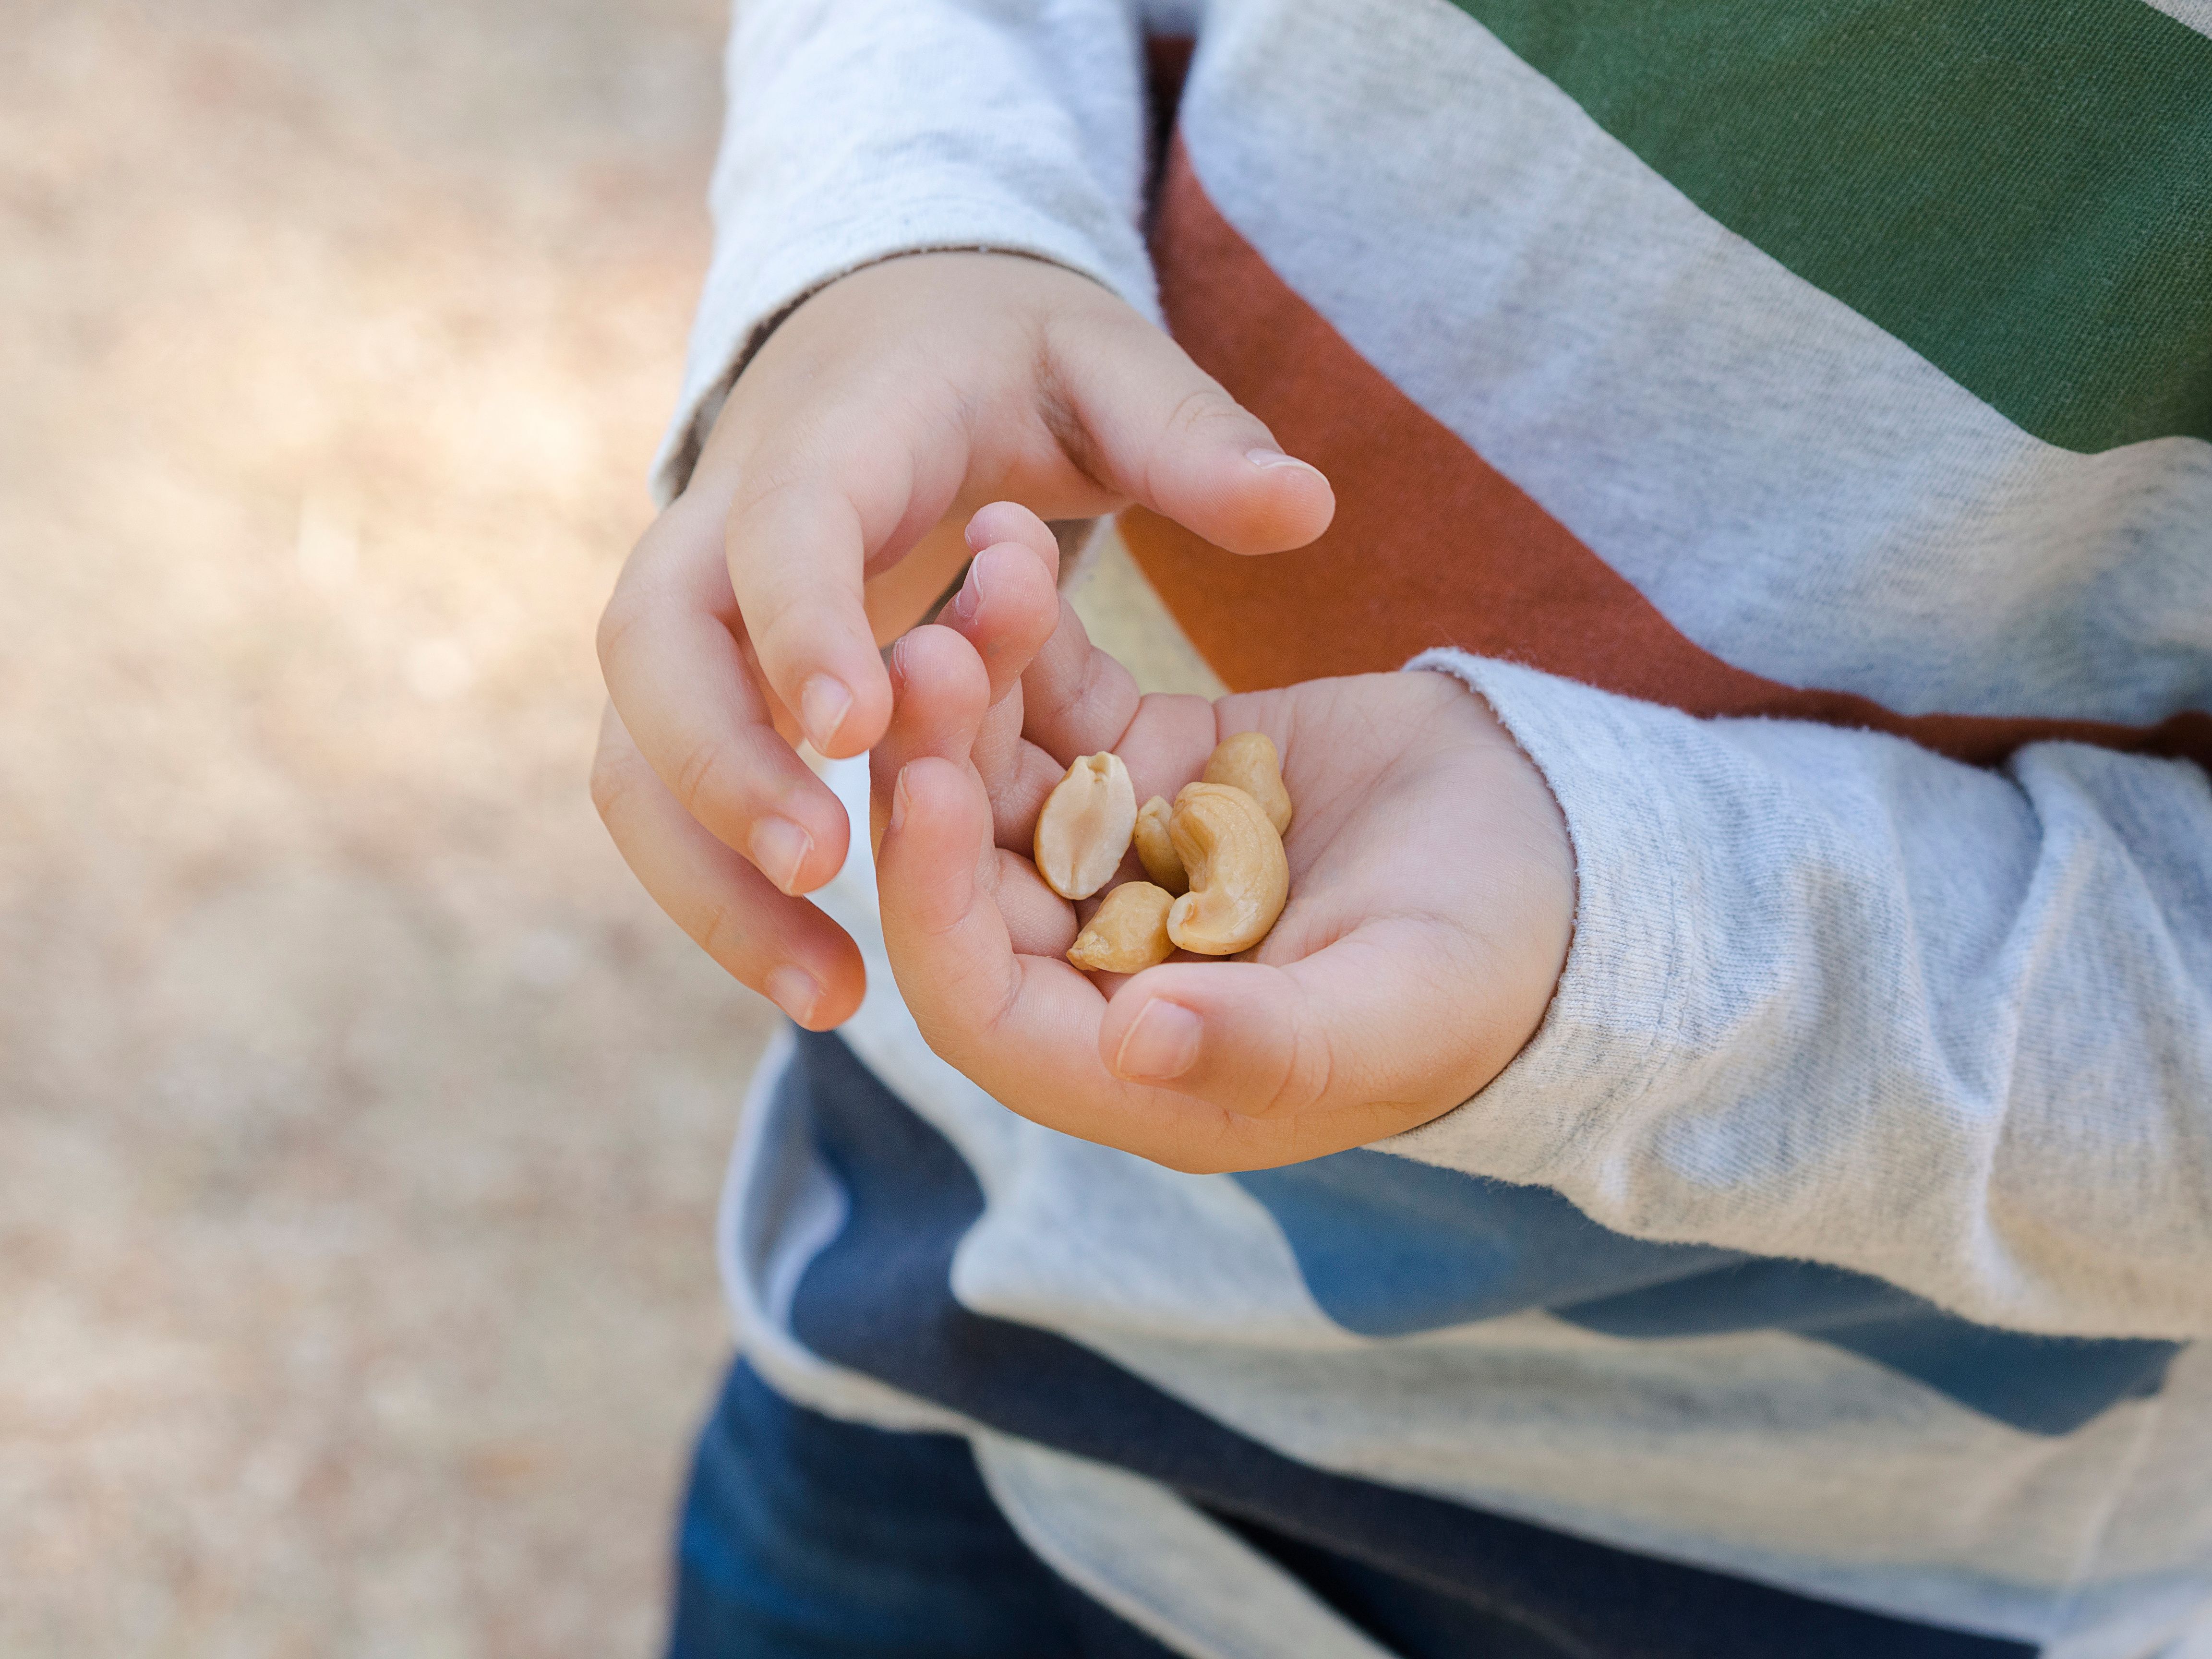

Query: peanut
1201;731;1291;835
1132;796;1188;895
1033;751;1137;900
1067;881;1176;973
1164;782;1289;955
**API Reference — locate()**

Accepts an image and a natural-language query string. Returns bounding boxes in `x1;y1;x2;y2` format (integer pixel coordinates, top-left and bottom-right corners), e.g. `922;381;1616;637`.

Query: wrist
1403;653;1577;1109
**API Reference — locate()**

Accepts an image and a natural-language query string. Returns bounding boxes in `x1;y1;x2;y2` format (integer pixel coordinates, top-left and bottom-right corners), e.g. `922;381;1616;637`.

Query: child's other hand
591;254;1333;1031
875;505;1574;1173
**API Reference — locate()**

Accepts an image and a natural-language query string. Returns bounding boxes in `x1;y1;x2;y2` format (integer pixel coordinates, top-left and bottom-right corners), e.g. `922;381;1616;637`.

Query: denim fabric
670;1356;1597;1659
667;1359;1176;1659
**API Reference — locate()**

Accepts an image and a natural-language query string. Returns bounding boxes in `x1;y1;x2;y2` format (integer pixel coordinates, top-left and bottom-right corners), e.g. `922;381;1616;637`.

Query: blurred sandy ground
0;0;766;1651
0;1;1216;1652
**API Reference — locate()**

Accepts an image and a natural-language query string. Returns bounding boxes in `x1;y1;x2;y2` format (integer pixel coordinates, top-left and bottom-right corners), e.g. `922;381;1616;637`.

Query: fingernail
950;559;985;622
765;965;821;1027
749;816;814;894
800;674;854;751
1113;998;1203;1082
888;766;912;834
1246;447;1321;476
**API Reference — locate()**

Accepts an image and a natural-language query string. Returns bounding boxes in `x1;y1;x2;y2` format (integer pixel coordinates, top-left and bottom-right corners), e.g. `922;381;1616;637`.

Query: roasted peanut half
1067;881;1175;973
1202;732;1292;835
1132;796;1188;895
1165;782;1289;955
1033;751;1137;900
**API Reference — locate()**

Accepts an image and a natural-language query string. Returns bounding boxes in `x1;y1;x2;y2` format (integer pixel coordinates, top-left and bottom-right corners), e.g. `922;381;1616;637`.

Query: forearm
1395;650;2212;1340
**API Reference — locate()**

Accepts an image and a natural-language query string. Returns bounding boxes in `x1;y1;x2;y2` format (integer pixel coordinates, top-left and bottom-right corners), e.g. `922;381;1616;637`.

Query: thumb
1094;922;1476;1148
1051;310;1334;555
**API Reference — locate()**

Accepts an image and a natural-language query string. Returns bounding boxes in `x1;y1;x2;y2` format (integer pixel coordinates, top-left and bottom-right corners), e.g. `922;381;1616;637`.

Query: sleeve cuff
1378;649;1695;1190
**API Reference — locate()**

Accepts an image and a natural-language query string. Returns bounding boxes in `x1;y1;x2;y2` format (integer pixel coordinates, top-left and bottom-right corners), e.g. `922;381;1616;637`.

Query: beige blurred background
2;0;763;1652
0;2;1210;1653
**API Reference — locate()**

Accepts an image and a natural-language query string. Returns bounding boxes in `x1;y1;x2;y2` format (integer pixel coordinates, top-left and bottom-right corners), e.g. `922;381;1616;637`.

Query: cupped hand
873;505;1576;1173
592;252;1334;1029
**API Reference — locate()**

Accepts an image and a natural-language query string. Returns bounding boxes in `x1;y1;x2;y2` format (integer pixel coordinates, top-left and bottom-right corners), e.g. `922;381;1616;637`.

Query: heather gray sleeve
1393;650;2212;1342
649;0;1161;501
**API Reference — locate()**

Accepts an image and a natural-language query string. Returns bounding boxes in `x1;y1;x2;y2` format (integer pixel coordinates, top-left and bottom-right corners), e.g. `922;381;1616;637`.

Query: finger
868;624;991;846
878;756;1250;1166
876;757;1129;1132
983;729;1076;854
875;755;1036;1045
1017;596;1142;765
722;414;954;758
1094;920;1476;1147
861;514;976;648
590;704;865;1029
933;515;1074;841
1016;597;1218;811
598;495;852;896
963;500;1063;580
935;533;1062;711
1048;308;1336;554
995;846;1080;961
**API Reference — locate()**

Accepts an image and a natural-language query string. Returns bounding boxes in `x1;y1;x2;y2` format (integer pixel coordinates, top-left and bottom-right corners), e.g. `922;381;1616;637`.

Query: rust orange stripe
1122;142;2210;774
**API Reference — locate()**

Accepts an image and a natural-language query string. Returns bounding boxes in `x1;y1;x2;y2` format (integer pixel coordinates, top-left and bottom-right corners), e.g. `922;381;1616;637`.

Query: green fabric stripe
1445;0;2212;452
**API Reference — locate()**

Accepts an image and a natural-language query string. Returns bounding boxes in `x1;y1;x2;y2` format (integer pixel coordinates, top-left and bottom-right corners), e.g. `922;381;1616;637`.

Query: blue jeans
667;1358;1581;1659
666;1360;1177;1658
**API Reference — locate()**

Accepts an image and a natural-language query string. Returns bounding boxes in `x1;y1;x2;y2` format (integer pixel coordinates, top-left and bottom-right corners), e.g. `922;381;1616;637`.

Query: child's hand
873;506;1575;1173
592;253;1334;1030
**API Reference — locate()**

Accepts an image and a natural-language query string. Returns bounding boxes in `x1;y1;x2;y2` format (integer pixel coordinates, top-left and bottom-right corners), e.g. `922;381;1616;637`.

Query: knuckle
727;463;811;527
1263;1017;1334;1119
908;977;992;1065
1032;346;1106;487
914;1019;988;1087
594;589;650;674
587;747;636;827
1159;1107;1245;1176
685;895;751;968
670;735;741;822
1160;384;1249;445
973;965;1025;1044
739;580;813;661
1036;641;1131;752
1139;386;1261;510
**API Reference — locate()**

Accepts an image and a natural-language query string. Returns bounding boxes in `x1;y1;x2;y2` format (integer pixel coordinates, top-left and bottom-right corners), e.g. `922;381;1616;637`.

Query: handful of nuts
1034;732;1293;974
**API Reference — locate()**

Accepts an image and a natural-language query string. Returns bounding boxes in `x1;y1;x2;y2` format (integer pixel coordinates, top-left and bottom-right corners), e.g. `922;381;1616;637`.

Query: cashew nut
1067;881;1175;973
1132;796;1188;895
1033;751;1136;900
1202;731;1292;835
1164;782;1288;955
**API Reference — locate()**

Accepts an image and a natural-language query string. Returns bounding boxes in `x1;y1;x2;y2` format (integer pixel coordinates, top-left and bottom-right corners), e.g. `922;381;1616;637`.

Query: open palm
870;505;1575;1172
